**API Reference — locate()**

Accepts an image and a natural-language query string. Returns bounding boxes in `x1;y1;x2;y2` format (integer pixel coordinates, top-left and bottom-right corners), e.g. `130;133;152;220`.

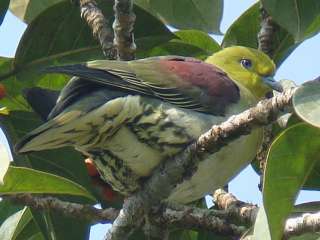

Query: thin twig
79;0;116;59
113;0;136;60
105;88;296;240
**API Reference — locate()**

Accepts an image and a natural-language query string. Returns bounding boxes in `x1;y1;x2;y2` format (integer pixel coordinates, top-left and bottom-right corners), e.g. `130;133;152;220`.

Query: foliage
0;0;320;239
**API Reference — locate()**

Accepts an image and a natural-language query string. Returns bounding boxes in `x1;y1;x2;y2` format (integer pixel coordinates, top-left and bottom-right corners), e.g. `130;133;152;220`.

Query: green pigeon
16;46;282;203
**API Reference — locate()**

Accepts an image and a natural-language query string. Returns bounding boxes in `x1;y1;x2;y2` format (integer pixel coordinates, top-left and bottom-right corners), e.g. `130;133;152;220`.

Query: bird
16;46;282;204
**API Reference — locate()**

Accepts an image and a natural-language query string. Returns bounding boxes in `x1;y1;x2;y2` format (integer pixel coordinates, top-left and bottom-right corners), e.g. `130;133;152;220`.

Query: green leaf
9;0;63;23
141;41;209;60
290;233;320;240
0;207;44;240
174;30;221;54
169;229;198;240
197;231;230;240
293;78;320;128
140;30;221;60
222;3;260;49
0;166;96;201
134;0;223;34
0;57;13;77
263;123;320;240
261;0;320;42
253;206;271;240
0;1;173;111
303;158;320;190
0;200;23;226
0;0;9;25
30;210;90;240
222;3;298;66
294;201;320;214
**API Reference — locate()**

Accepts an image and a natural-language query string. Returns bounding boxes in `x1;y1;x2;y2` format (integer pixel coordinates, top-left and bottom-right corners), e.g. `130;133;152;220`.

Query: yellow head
206;46;281;99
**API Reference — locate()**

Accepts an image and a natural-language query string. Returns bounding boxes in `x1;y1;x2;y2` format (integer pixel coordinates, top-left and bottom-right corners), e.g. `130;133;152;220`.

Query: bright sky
0;0;319;239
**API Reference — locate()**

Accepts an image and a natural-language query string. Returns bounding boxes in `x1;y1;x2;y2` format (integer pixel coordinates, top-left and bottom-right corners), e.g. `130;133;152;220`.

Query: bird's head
205;46;282;99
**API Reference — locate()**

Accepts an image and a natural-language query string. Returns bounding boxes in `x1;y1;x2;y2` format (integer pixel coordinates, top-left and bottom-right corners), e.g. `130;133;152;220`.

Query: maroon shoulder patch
159;57;240;115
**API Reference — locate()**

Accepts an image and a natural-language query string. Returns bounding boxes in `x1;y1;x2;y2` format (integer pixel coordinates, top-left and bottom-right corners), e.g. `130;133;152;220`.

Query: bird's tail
15;104;86;154
22;87;60;121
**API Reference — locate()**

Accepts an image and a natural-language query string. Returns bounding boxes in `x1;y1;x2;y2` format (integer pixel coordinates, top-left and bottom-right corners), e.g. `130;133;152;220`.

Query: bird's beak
262;76;283;92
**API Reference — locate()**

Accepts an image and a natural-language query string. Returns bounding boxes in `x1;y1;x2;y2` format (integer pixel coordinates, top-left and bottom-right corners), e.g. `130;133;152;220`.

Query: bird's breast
77;94;261;201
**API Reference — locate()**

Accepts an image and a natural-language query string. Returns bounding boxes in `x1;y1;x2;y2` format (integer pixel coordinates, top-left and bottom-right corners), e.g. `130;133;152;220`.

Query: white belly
168;128;262;203
94;95;262;203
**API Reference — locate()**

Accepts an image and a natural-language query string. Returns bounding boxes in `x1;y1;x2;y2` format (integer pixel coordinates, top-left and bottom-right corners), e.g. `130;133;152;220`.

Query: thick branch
257;3;278;57
284;212;320;239
5;193;119;224
4;193;246;236
156;203;246;237
79;0;116;59
213;189;320;239
6;189;320;239
105;88;296;240
113;0;136;60
213;189;258;225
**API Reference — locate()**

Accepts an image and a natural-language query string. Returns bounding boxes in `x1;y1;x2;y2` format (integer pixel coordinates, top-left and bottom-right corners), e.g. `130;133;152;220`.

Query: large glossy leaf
0;207;44;240
0;0;9;26
174;30;221;55
134;0;223;34
0;166;95;201
139;30;221;60
293;78;320;128
0;0;173;111
253;206;271;240
9;0;63;23
0;57;13;77
140;41;209;60
294;201;320;214
222;3;298;66
0;200;23;226
290;233;320;240
303;158;320;190
169;229;198;240
261;0;320;42
30;209;90;240
263;123;320;240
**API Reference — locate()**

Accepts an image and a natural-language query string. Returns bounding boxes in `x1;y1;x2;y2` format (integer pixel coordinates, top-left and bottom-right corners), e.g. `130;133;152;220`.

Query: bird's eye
240;59;252;69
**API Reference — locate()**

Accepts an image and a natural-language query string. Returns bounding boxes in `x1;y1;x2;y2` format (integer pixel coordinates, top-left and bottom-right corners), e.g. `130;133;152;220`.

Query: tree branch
213;189;258;225
5;193;119;224
156;203;246;237
113;0;136;60
257;3;278;57
256;2;283;190
6;187;319;239
4;193;246;236
213;189;320;239
104;87;296;240
79;0;116;59
284;212;320;239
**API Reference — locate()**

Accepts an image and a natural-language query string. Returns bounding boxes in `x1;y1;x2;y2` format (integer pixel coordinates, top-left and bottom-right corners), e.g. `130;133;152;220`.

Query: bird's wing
45;56;240;115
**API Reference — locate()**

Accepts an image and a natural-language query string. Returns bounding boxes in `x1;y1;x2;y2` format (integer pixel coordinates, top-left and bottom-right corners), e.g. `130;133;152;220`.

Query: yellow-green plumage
16;46;280;203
